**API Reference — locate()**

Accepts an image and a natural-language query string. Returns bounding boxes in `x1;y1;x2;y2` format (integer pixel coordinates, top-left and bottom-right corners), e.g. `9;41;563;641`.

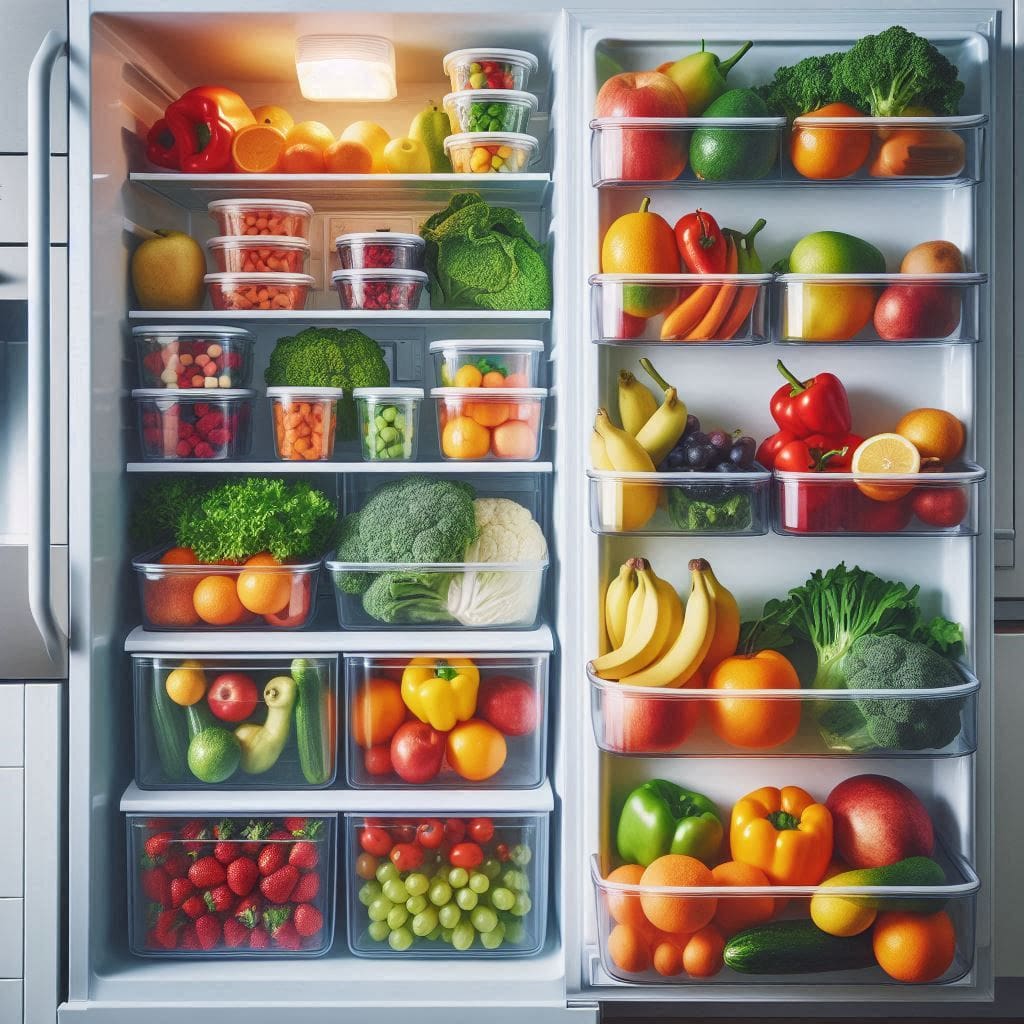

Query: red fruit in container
477;675;540;736
203;883;234;913
417;819;445;848
195;914;222;950
389;720;445;783
364;744;393;777
293;904;324;938
222;918;249;947
257;844;287;876
289;840;320;870
390;842;425;872
226;857;259;896
359;826;393;857
260;864;300;904
292;871;320;903
911;486;969;528
188;856;226;890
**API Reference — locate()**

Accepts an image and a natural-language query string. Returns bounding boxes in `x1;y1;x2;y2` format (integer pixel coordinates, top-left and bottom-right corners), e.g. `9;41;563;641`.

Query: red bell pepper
674;209;727;274
755;429;797;471
782;479;848;533
774;438;850;474
770;360;852;438
146;86;254;173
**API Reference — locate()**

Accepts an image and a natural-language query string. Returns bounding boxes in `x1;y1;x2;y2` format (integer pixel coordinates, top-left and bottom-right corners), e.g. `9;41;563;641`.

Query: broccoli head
755;52;861;119
264;327;389;440
668;488;752;533
361;570;454;624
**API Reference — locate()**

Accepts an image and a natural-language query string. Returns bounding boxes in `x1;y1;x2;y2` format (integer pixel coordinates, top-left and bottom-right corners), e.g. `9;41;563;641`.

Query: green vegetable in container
616;779;724;868
755;52;859;120
668;487;752;533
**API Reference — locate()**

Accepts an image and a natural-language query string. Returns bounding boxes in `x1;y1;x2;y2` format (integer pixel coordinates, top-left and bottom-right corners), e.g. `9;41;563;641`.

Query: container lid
444;131;539;154
335;232;424;248
207;198;314;215
267;386;345;399
353;386;425;399
132;388;255;399
331;269;429;282
431;386;546;398
443;89;539;113
443;48;539;74
131;325;254;339
206;234;311;250
429;338;544;353
204;273;316;285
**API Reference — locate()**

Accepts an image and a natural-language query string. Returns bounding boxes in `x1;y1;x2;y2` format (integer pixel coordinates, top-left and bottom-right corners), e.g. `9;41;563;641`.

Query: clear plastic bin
133;547;321;631
588;469;770;536
133;326;255;390
268;386;344;462
433;387;546;461
773;465;985;536
344;653;548;788
354;387;423;462
444;132;538;174
591;847;977;985
132;388;253;461
127;813;336;957
443;89;538;134
430;339;544;388
206;273;314;312
775;274;985;344
207;198;314;239
590;117;785;185
442;48;538;93
331;269;427;311
590;274;771;345
335;232;425;271
346;813;548;957
587;664;978;758
206;235;310;274
133;655;338;788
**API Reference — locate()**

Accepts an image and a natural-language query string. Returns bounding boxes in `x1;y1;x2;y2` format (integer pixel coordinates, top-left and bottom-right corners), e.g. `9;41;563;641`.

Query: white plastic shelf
126;460;554;474
127;309;551;325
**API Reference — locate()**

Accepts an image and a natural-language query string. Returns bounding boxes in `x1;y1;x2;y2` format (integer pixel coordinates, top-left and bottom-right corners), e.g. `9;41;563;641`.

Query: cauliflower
447;498;548;627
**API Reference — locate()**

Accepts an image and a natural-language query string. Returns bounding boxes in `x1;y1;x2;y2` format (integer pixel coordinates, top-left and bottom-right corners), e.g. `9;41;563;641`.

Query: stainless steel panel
0;157;68;244
0;899;23;978
0;769;23;898
0;980;21;1023
0;547;67;679
0;688;24;766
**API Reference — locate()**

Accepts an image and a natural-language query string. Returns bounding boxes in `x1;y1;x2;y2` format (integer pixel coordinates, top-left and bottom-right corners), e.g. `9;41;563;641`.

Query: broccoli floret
668;489;752;533
264;327;389;440
837;25;964;116
362;571;454;624
755;52;861;119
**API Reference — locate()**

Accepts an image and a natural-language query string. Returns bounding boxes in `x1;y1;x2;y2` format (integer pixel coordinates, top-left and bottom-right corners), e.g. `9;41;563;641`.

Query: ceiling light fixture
295;35;396;101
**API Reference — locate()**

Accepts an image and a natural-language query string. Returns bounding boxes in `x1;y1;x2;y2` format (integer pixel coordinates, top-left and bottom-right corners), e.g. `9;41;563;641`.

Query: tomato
355;853;378;880
467;818;495;844
444;819;467;844
849;491;914;533
495;842;511;862
790;103;872;180
390;824;416;844
416;819;445;849
359;826;393;857
389;842;425;872
911;486;969;528
363;744;392;777
449;842;484;868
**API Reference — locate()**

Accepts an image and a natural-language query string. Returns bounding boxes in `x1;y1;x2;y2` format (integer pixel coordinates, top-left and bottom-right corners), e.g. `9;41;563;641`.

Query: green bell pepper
616;779;723;867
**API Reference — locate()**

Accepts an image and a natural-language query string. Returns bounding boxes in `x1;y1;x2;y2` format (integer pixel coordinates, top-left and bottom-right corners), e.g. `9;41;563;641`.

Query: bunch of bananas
593;557;740;686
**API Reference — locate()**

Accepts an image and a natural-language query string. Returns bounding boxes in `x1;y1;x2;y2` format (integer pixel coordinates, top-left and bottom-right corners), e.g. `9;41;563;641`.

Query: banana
590;428;613;471
621;567;649;640
620;558;716;687
700;562;741;673
605;560;638;650
594;408;656;471
593;409;659;532
650;570;684;660
618;370;659;436
635;386;690;466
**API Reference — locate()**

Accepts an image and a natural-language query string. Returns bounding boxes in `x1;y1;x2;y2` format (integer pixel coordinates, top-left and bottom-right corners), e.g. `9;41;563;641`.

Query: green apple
131;230;205;310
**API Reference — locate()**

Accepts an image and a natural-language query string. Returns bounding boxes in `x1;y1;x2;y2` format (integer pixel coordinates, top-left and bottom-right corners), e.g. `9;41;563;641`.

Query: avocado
789;231;887;274
689;88;779;181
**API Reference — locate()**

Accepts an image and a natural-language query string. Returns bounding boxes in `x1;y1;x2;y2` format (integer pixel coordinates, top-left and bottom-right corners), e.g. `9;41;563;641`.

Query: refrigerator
34;0;1017;1020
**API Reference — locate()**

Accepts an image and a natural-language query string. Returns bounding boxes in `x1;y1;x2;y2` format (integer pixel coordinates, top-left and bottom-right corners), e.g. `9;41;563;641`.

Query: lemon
851;433;921;502
165;660;207;706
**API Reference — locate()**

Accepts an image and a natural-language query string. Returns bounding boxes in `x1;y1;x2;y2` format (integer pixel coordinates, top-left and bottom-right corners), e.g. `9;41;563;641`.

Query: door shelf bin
345;812;549;958
590;274;771;345
773;464;985;537
588;469;770;537
132;655;338;789
774;274;985;345
127;813;337;957
590;848;978;986
587;665;978;758
345;653;548;788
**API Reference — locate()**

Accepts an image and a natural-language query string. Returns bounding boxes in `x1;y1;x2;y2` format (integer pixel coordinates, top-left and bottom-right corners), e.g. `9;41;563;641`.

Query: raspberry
175;440;192;458
193;441;215;459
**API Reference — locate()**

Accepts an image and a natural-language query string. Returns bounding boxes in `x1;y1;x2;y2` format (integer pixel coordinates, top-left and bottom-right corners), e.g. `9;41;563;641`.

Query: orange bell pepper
729;785;833;885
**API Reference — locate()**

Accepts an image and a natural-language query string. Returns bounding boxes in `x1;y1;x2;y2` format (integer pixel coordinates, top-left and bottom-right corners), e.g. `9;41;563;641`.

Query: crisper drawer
132;655;337;790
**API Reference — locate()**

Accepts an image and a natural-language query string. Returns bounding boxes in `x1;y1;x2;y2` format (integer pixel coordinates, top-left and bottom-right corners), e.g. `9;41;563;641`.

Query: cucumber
186;702;216;738
724;920;875;975
149;677;189;780
292;658;330;785
820;856;948;914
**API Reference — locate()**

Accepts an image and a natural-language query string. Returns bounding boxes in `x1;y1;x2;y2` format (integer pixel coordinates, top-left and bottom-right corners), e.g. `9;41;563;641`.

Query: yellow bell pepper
400;657;479;732
729;785;833;885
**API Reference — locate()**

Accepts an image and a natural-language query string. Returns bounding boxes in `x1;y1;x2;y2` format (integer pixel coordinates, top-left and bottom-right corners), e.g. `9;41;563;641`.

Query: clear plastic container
133;655;338;788
587;664;978;758
346;813;548;957
773;465;985;536
775;274;985;344
133;326;255;390
433;387;546;461
429;339;544;388
588;469;770;536
331;269;427;311
335;232;425;271
445;132;538;174
344;653;548;788
127;813;336;957
268;386;344;462
443;90;538;134
442;48;539;92
133;547;321;631
207;198;314;239
206;235;310;274
590;117;785;185
591;847;977;985
206;273;315;312
590;274;771;345
132;388;253;461
354;387;423;462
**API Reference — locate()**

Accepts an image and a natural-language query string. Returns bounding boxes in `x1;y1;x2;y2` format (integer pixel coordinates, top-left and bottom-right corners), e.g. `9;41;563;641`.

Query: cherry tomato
911;486;969;528
849;490;914;533
360;826;393;857
364;744;392;777
495;842;511;862
417;818;445;849
390;842;425;872
449;842;484;868
444;819;467;844
467;818;495;844
355;853;379;880
391;824;416;844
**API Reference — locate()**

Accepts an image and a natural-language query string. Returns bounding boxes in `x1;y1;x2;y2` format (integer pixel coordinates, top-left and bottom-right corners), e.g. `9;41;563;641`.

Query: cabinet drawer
0;688;24;766
0;899;22;977
0;770;24;897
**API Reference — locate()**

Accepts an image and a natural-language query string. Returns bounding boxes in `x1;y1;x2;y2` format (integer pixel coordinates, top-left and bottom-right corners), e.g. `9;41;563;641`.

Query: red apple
826;774;935;868
389;721;444;784
874;284;960;340
601;687;699;753
911;486;969;528
206;672;259;722
477;676;539;737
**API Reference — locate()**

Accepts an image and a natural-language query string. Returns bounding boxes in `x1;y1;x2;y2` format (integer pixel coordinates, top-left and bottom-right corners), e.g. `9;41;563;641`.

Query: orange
467;401;510;428
192;575;245;625
851;433;921;501
606;923;650;975
711;861;777;935
285;120;335;152
340;121;390;173
236;553;292;615
790;102;871;180
707;650;802;750
640;854;716;934
445;719;507;781
324;139;373;174
504;373;529;387
682;924;726;978
161;546;198;564
453;364;483;388
652;940;686;977
442;415;491;459
491;420;537;459
164;661;207;706
605;864;647;929
895;408;966;462
873;910;956;983
281;144;327;174
350;677;406;748
600;196;679;317
251;105;294;133
144;578;199;626
231;124;287;173
481;371;506;387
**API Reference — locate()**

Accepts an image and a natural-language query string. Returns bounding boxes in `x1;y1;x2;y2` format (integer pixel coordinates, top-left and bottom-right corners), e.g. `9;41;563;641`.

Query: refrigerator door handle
27;29;67;661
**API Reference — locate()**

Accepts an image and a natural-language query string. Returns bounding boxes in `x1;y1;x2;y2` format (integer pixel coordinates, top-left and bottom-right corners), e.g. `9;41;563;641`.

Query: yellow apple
383;137;431;174
131;230;205;310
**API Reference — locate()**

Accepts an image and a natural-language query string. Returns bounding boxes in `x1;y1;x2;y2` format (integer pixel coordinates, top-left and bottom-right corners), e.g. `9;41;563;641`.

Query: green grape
387;906;409;930
481;858;502;880
491;887;515;911
358;881;382;906
367;897;394;922
480;921;505;949
448;867;469;889
376;862;400;884
388;926;414;952
406;894;427;915
426;925;442;941
501;870;524;891
504;919;526;944
428;881;452;907
471;905;498;934
404;872;429;897
367;919;390;942
438;903;461;929
452;920;475;951
511;844;532;866
469;872;490;894
455;887;478;911
512;893;532;917
412;907;439;937
382;879;407;904
440;928;453;943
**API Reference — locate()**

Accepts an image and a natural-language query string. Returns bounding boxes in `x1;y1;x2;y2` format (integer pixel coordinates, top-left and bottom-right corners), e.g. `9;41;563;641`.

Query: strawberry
283;817;308;834
260;864;299;904
145;928;160;949
182;894;206;920
203;884;234;913
144;831;174;859
257;844;286;877
226;856;259;896
195;914;222;950
289;841;319;870
293;904;323;938
170;877;196;908
154;908;182;949
267;829;293;842
179;819;209;853
213;841;238;866
141;865;171;906
145;818;174;830
263;905;299;949
240;819;271;856
234;895;262;929
188;856;226;889
222;918;249;948
272;920;301;951
162;851;190;879
291;871;320;904
179;924;201;950
213;819;235;840
248;925;270;949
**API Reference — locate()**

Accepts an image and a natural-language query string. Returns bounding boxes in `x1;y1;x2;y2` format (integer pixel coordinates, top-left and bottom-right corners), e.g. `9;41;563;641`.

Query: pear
131;230;205;310
665;40;753;116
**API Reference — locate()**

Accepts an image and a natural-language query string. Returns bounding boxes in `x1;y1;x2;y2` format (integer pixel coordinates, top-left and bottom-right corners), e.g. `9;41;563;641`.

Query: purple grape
715;460;739;473
665;448;687;470
685;444;711;470
684;414;701;437
730;436;756;469
687;431;709;449
708;430;731;452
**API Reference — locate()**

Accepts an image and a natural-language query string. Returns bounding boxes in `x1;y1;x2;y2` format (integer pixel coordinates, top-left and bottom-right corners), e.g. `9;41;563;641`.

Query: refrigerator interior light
295;34;397;101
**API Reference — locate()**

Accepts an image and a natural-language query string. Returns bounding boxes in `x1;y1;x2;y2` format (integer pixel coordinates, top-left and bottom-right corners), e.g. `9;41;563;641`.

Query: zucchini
723;920;875;975
186;702;216;739
150;676;189;780
292;658;330;785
